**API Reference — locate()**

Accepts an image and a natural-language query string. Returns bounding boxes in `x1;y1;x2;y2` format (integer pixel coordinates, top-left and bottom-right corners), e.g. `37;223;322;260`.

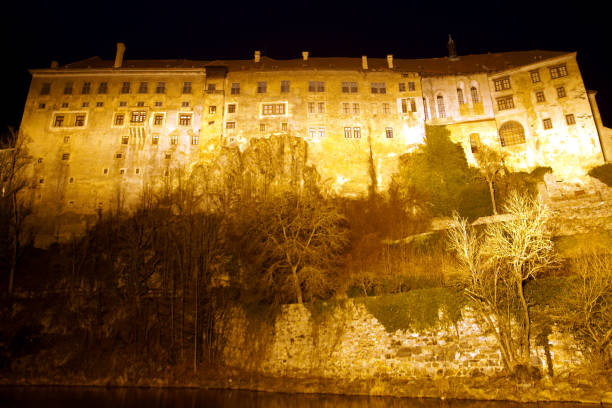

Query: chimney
362;55;368;70
302;51;309;61
387;54;394;69
114;42;126;68
50;61;59;69
447;34;458;61
254;50;261;63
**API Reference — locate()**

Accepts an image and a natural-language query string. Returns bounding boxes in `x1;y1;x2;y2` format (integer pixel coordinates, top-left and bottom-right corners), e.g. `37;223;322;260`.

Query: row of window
229;81;416;95
120;134;200;145
41;81;194;96
456;87;481;105
493;63;568;92
496;86;567;111
114;112;192;126
47;100;190;110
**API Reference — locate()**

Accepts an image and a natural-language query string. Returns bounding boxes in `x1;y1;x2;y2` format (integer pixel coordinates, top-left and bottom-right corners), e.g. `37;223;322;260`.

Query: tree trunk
488;180;497;215
517;280;531;365
291;265;303;304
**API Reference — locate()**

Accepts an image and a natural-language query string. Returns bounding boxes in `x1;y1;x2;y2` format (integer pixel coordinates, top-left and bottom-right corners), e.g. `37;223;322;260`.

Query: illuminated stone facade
19;45;608;233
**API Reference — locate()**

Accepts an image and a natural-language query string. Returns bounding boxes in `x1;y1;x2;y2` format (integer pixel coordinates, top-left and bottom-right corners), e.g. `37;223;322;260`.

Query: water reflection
0;387;597;408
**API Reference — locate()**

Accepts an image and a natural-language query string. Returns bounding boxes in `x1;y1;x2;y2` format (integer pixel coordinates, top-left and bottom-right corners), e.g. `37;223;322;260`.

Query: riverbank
2;368;612;405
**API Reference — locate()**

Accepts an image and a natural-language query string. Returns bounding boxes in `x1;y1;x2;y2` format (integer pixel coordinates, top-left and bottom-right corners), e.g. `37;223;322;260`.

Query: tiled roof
54;50;571;75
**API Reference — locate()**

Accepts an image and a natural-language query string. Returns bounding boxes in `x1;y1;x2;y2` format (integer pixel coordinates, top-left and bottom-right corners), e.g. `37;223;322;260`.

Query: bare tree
559;252;612;366
258;192;348;304
474;144;505;214
447;192;555;373
0;128;34;296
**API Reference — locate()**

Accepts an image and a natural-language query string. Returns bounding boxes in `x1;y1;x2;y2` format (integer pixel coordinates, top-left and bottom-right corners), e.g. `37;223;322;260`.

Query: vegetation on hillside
1;129;610;384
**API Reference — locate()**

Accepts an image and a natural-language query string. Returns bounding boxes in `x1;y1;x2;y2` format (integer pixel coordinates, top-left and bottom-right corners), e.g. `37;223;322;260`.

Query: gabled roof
46;50;572;75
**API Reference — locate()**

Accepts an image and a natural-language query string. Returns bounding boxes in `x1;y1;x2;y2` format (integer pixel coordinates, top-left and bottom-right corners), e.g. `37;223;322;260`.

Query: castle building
18;42;610;237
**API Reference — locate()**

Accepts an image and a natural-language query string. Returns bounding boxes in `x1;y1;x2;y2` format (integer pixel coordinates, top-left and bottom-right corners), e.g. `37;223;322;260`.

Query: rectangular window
344;127;352;138
209;105;216;114
308;102;315;114
383;103;390;114
410;99;417;112
115;114;124;125
171;135;178;145
137;101;145;107
549;64;568;79
61;102;69;108
207;83;216;92
543;118;553;129
530;70;541;83
138;82;148;94
121;135;129;144
81;82;91;94
115;153;122;159
156;82;166;94
154;114;164;125
40;83;51;95
63;136;70;143
317;102;325;113
401;98;408;113
536;90;546;103
64;82;73;94
82;102;89;108
371;82;386;94
342;82;358;93
281;122;288;131
227;104;236;113
119;101;127;107
121;82;130;94
353;127;361;139
317;128;325;138
226;122;235;129
309;128;316;138
257;81;267;93
399;82;406;92
308;81;325;92
259;123;266;132
493;76;511;91
38;103;45;109
62;153;70;160
179;114;191;126
152;134;159;145
343;103;350;114
230;82;240;95
281;80;290;93
74;115;85;127
154;101;162;107
96;101;104;107
566;113;576;125
557;86;566;98
131;111;146;123
191;135;199;145
385;128;393;139
262;103;285;115
353;103;360;115
182;82;192;94
181;101;190;107
98;82;108;94
408;82;416;91
496;95;514;110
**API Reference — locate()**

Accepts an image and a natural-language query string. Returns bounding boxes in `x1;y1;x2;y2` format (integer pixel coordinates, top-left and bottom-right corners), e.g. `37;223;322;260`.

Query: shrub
588;163;612;186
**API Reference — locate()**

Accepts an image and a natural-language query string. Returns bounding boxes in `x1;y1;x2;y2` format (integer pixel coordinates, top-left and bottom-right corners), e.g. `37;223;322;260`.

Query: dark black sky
3;1;611;131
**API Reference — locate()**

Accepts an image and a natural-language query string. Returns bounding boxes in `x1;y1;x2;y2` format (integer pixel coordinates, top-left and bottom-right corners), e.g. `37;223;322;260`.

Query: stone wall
221;300;582;382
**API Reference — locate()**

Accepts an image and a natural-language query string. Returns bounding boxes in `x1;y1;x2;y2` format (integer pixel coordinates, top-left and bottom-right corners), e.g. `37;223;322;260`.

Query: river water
0;387;598;408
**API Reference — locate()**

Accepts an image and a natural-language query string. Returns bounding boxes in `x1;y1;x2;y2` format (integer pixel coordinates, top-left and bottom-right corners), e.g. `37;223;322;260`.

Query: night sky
3;1;611;132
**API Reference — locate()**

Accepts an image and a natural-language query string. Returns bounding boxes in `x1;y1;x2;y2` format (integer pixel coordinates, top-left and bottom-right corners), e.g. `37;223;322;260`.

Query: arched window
423;97;429;120
469;133;481;153
498;121;525;147
457;88;465;105
471;86;480;104
436;95;446;118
